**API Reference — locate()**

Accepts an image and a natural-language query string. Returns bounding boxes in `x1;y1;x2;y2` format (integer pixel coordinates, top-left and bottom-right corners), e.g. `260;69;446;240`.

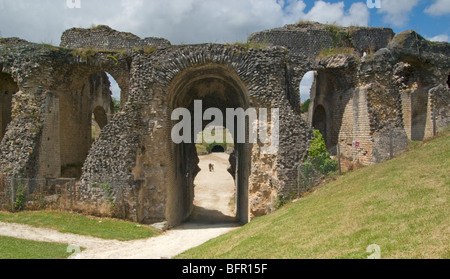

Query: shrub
14;181;26;211
308;130;338;175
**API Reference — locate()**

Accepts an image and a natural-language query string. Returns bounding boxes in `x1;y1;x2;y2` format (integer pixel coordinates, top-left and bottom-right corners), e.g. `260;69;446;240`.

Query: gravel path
0;153;239;259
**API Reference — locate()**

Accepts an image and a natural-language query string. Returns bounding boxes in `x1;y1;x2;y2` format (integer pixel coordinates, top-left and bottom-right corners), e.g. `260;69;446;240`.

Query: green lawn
178;131;450;259
0;211;160;241
0;236;75;259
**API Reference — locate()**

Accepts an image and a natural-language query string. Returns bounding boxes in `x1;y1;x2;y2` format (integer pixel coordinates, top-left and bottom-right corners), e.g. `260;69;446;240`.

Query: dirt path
190;153;237;223
0;153;239;259
0;221;238;259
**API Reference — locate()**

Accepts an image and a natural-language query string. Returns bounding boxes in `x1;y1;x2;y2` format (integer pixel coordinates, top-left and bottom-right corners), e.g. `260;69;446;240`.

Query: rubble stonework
60;25;170;50
0;23;449;225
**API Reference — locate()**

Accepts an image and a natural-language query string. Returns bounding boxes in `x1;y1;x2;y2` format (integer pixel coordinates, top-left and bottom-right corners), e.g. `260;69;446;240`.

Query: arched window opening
91;106;108;143
107;73;121;113
60;72;114;179
299;71;317;114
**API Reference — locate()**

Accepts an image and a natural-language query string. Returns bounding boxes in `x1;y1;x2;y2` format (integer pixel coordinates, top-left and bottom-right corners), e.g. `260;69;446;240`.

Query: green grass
0;211;160;241
317;47;357;59
178;131;450;259
0;236;76;259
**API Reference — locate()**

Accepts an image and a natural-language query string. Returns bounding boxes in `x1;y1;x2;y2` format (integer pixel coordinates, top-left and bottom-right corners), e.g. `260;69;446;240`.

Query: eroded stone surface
0;23;448;225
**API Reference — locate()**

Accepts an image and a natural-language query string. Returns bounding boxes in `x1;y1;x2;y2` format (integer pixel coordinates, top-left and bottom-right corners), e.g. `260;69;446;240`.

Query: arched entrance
191;126;236;223
167;64;250;226
0;73;19;142
211;145;225;153
59;72;115;178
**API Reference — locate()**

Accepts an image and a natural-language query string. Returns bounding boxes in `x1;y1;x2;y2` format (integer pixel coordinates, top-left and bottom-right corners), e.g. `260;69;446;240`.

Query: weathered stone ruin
0;22;449;226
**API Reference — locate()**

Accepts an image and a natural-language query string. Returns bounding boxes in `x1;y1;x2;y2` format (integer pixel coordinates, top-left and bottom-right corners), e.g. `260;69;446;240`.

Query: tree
308;130;338;174
112;97;121;113
301;99;311;113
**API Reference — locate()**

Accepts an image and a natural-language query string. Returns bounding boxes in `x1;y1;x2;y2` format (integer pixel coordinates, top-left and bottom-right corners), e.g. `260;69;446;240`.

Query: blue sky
0;0;448;99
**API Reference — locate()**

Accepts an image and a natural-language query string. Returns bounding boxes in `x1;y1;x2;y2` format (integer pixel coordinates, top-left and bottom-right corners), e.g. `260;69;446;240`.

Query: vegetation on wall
301;99;311;113
307;130;338;175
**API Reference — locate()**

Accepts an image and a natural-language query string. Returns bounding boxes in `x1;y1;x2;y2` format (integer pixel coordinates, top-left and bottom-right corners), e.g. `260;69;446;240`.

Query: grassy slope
178;132;450;259
0;211;160;241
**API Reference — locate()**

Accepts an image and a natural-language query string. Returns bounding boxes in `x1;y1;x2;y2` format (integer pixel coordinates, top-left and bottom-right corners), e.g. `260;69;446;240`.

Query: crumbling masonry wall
252;23;450;166
0;23;449;225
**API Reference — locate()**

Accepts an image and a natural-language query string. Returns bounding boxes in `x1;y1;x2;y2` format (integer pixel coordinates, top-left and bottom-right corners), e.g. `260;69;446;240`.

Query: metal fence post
389;131;394;160
337;144;342;175
433;108;437;137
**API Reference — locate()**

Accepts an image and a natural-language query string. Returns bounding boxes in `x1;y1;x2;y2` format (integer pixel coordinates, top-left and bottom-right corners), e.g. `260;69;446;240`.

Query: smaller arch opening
299;71;317;114
59;72;114;179
93;106;108;129
106;73;121;113
91;106;108;143
211;145;225;153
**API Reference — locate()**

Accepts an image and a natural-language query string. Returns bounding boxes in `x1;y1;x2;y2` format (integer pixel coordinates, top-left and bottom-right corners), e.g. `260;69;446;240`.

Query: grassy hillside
178;131;450;259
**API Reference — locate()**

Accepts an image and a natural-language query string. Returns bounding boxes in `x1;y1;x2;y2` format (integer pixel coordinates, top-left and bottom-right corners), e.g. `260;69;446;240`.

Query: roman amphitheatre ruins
0;22;449;227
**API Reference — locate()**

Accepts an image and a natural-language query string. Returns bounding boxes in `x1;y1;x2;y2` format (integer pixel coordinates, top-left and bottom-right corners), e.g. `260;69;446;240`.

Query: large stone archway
76;44;310;226
165;63;251;225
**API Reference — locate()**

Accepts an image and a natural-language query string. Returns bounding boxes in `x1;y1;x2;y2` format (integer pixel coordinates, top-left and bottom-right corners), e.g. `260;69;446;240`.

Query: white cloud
378;0;419;27
301;1;370;26
0;1;371;45
427;34;450;42
425;0;450;16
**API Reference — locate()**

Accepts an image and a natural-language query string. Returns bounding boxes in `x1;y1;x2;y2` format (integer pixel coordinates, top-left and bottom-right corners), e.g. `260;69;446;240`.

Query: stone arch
308;66;357;155
397;63;436;141
93;106;108;129
59;71;114;179
165;63;250;226
0;73;19;142
299;71;317;114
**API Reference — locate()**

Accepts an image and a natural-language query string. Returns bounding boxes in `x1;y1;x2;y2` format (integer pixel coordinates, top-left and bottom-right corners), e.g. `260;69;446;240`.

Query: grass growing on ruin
0;236;75;259
177;131;450;259
0;211;161;241
317;47;357;59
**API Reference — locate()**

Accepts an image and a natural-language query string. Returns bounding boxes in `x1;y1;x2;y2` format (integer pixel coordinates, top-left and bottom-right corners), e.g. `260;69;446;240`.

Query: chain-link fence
297;161;324;195
0;176;76;212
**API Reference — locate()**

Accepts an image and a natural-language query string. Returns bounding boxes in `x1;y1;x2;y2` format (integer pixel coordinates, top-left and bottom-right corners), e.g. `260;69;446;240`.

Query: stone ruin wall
78;44;312;225
60;25;170;50
251;22;450;166
0;23;449;225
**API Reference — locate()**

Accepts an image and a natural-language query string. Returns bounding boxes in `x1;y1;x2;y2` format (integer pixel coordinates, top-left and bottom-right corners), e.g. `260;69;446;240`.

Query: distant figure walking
209;163;215;172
